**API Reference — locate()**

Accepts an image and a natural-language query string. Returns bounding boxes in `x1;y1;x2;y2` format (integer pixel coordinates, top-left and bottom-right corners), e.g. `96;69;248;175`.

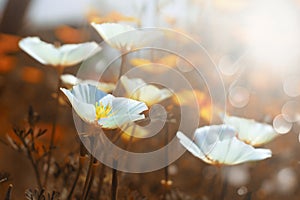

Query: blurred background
1;0;300;199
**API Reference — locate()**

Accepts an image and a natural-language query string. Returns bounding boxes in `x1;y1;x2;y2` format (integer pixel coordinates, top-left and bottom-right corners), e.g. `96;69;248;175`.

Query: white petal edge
176;131;204;159
60;88;96;123
223;115;278;146
61;74;81;85
19;37;101;66
91;22;135;43
19;37;60;65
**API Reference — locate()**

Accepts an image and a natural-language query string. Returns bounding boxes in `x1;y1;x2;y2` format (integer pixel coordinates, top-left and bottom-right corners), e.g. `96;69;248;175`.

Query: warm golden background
1;0;300;199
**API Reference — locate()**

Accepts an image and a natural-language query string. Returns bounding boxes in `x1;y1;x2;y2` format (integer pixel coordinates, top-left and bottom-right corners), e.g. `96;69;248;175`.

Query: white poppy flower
91;22;135;51
177;125;272;166
60;83;148;129
19;37;101;67
120;76;172;106
91;22;158;51
223;115;278;146
60;74;116;93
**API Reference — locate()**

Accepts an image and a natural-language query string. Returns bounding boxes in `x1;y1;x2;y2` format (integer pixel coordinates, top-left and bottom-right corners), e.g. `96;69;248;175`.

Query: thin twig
5;184;13;200
67;156;84;200
0;177;8;183
20;136;42;188
44;66;63;187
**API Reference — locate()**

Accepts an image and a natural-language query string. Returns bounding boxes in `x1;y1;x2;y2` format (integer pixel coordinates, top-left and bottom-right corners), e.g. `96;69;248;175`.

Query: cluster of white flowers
18;22;172;130
19;22;279;167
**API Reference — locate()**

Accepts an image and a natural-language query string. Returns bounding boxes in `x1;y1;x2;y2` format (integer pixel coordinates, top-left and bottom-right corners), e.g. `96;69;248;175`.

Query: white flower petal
120;76;172;106
176;131;205;159
98;97;148;129
60;83;107;123
120;76;144;95
83;80;116;93
91;22;135;50
178;125;272;165
224;115;278;146
98;114;145;129
61;74;80;85
19;37;101;66
61;74;115;93
61;83;147;129
91;22;160;51
113;97;148;116
209;137;271;165
98;94;115;107
193;125;236;153
58;42;101;66
19;37;60;65
121;123;150;139
60;88;96;123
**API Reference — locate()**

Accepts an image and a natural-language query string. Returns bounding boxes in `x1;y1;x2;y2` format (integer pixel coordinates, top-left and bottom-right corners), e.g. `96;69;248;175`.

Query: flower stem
119;53;127;79
162;123;170;200
219;175;228;200
81;154;95;200
44;66;64;187
111;159;118;200
96;164;106;200
208;167;219;200
164;123;169;182
85;160;98;199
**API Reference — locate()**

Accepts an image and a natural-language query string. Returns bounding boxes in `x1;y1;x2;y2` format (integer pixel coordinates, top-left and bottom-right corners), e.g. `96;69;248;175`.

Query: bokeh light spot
273;114;292;134
281;101;300;123
229;86;250;108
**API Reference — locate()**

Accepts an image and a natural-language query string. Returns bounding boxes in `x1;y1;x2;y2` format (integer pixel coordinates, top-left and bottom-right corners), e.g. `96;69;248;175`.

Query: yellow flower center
95;102;112;120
